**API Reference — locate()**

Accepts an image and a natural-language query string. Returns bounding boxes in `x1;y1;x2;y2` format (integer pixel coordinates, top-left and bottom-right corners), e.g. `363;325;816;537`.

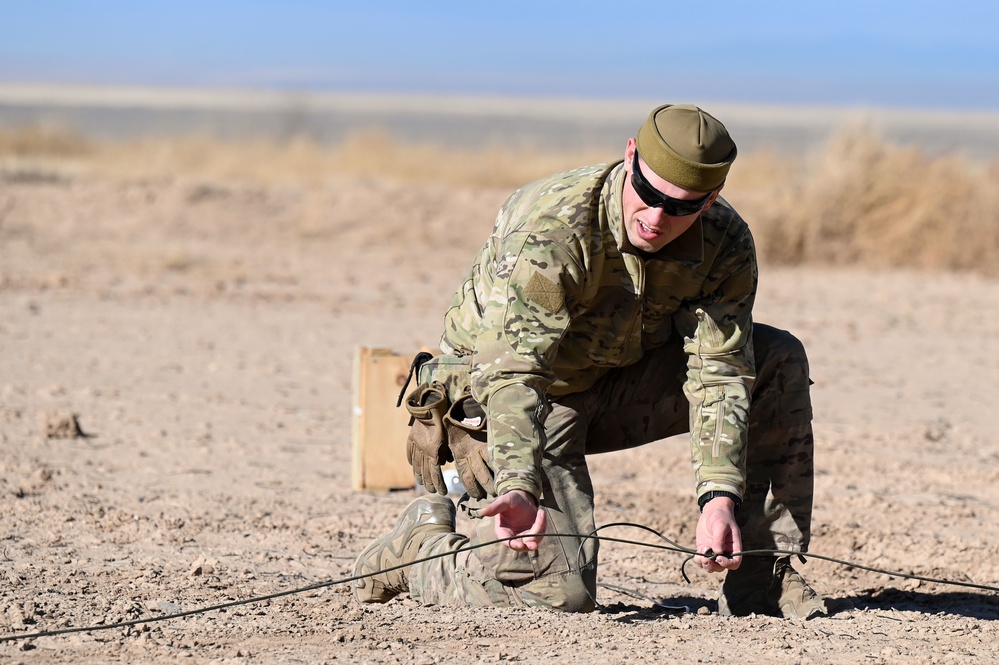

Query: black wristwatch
698;491;742;512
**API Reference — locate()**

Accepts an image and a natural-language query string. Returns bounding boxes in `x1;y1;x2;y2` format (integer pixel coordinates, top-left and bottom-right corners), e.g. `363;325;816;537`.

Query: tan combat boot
718;555;827;619
353;494;456;604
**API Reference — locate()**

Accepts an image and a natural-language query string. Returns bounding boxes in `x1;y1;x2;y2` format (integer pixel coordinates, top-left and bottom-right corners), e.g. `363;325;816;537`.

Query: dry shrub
737;123;999;275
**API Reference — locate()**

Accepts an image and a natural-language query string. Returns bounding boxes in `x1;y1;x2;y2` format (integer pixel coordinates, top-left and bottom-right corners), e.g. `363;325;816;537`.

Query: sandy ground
1;173;999;664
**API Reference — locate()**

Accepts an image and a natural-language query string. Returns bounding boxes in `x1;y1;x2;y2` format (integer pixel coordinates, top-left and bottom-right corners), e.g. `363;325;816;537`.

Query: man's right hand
695;496;743;573
479;489;546;552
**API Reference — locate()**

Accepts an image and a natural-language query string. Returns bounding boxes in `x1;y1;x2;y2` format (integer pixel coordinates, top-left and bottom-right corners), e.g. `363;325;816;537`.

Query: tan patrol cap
636;104;737;192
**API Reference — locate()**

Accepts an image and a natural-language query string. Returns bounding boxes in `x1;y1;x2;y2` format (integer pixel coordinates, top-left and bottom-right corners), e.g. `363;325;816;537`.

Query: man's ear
703;185;724;211
624;137;637;168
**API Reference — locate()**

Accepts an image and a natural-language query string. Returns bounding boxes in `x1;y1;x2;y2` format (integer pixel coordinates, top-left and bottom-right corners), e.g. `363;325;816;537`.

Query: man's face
622;138;720;254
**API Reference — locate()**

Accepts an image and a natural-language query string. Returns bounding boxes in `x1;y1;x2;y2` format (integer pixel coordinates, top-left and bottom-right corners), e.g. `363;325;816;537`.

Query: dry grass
2;123;997;275
0;124;93;156
730;122;999;274
0;125;605;189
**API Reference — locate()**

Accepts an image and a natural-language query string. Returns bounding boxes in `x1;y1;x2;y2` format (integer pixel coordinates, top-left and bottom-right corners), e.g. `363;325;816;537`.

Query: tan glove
444;394;495;499
404;382;452;495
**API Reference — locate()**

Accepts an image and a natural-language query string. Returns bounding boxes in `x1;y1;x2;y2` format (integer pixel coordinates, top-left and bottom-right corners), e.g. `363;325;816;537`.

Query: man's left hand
695;496;743;572
479;489;546;552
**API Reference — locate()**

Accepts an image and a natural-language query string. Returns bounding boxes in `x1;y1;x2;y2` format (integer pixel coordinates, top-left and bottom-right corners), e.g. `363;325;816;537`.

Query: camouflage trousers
408;323;814;612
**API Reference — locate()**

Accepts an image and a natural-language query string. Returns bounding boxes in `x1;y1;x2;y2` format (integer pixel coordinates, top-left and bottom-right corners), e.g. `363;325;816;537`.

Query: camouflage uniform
407;162;814;610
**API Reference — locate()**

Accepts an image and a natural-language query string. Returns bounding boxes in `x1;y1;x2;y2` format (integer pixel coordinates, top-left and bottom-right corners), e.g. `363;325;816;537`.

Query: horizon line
3;81;999;124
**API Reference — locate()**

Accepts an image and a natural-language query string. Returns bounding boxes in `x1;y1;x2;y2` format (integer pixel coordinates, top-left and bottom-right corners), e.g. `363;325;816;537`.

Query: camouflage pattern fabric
399;161;812;610
409;323;814;609
438;162;757;504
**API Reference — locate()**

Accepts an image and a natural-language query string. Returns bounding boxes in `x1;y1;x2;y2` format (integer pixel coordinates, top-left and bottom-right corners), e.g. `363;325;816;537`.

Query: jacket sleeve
469;226;584;500
682;225;758;503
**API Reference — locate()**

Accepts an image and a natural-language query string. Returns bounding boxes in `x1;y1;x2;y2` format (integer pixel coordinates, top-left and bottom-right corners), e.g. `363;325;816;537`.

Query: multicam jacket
440;161;758;503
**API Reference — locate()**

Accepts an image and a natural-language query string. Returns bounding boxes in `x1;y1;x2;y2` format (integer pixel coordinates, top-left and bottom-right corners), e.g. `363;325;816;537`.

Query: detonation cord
2;521;997;644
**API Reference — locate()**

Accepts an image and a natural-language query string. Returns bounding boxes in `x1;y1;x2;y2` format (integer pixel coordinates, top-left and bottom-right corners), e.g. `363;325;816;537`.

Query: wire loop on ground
1;521;996;644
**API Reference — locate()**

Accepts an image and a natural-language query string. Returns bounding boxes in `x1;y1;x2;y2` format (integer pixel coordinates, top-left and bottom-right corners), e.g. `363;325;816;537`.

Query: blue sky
2;1;998;110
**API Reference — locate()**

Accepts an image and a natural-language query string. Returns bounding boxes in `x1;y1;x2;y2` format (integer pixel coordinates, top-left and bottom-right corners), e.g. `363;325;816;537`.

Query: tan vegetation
730;124;999;274
2;123;997;275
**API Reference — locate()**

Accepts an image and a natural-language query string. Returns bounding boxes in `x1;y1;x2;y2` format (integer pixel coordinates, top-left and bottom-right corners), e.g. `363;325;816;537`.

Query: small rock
188;557;217;577
7;605;25;628
45;412;86;439
924;418;951;442
149;600;181;614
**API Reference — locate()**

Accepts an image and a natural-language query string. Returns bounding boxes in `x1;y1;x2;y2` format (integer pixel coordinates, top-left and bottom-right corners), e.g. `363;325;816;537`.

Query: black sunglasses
630;151;713;216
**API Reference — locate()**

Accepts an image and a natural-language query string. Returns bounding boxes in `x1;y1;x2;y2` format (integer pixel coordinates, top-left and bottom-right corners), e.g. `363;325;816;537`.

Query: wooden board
351;347;419;491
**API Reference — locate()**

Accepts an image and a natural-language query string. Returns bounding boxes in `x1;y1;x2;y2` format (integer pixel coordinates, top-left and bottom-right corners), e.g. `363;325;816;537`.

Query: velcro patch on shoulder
524;271;565;313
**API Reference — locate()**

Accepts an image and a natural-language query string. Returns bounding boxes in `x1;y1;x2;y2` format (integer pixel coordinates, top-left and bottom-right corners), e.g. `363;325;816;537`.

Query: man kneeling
353;103;826;619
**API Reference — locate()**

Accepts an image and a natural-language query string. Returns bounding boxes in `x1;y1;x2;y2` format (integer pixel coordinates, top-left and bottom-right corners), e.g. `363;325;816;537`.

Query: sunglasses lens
632;152;711;216
665;198;707;216
631;171;662;207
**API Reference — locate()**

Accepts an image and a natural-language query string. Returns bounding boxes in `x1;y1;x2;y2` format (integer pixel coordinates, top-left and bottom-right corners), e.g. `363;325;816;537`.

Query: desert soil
1;173;998;664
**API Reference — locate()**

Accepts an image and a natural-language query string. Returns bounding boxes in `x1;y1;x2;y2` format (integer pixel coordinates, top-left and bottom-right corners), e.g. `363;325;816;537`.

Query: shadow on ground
598;596;714;623
597;589;998;622
842;589;999;620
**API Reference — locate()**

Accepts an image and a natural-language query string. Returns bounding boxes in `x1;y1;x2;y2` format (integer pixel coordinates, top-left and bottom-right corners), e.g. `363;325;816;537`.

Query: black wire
1;534;531;644
734;547;999;594
596;582;690;613
2;522;998;644
574;521;692;610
